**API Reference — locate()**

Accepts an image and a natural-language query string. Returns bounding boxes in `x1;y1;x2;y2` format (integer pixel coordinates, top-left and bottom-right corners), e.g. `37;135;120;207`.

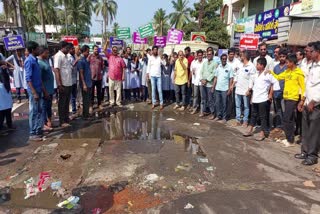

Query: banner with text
239;34;260;50
138;23;155;38
116;27;131;40
3;35;25;51
233;15;255;47
154;36;167;48
167;29;184;44
133;32;148;44
254;5;290;40
109;36;124;48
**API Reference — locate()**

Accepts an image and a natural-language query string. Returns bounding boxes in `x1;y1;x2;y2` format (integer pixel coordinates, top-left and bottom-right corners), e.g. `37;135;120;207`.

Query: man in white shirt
243;57;280;141
227;48;241;120
232;51;256;127
54;41;73;127
190;50;205;115
253;42;274;71
296;41;320;166
300;43;313;79
147;46;163;110
273;46;281;69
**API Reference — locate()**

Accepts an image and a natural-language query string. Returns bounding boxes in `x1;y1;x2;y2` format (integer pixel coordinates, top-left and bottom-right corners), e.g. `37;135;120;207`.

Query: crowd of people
0;40;319;165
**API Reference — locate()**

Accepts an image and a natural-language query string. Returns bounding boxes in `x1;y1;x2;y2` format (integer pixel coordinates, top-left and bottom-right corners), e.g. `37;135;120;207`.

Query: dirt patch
107;187;162;213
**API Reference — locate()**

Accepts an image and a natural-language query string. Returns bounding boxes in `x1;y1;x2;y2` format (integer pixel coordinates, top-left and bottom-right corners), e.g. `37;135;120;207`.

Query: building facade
221;0;319;47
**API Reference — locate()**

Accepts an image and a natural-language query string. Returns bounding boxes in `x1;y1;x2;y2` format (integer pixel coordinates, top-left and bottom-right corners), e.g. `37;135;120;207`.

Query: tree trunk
39;0;46;34
104;17;107;43
64;0;68;35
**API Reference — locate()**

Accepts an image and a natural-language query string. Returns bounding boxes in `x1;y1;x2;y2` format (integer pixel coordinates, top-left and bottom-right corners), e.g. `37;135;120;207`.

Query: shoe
208;115;215;120
61;123;71;128
199;113;204;118
99;105;103;110
178;106;185;111
105;101;110;106
147;99;152;104
160;105;164;111
213;117;220;122
243;131;253;137
191;109;197;115
110;103;115;107
218;119;227;124
29;136;43;142
302;158;318;166
295;153;307;159
255;135;266;141
242;122;248;128
43;125;53;132
173;105;180;110
117;104;123;107
151;105;155;110
282;140;294;148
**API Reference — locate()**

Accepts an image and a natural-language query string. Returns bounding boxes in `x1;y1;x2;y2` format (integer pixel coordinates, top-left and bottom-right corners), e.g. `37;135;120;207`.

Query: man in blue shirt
78;45;92;119
212;54;234;123
272;48;287;130
25;41;45;141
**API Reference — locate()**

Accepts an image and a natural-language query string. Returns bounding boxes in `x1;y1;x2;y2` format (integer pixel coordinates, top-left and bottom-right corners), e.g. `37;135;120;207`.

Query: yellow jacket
271;67;305;101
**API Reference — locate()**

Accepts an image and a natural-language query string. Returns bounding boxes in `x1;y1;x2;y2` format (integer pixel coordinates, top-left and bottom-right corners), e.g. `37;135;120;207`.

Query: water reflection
103;111;172;141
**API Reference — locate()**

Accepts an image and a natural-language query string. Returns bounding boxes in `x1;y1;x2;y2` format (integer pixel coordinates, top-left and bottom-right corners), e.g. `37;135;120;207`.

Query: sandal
243;132;253;137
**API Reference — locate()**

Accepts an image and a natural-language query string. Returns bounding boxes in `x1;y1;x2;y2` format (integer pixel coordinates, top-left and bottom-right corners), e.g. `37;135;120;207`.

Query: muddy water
60;111;173;141
1;188;60;209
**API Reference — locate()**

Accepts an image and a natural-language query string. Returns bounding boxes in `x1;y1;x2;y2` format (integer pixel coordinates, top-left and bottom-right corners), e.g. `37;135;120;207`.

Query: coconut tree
94;0;118;38
57;0;71;34
169;0;192;29
22;0;39;31
112;22;119;36
153;8;169;36
67;0;92;33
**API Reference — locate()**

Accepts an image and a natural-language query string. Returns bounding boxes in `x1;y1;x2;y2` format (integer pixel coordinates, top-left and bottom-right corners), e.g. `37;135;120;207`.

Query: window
248;0;264;16
277;0;293;7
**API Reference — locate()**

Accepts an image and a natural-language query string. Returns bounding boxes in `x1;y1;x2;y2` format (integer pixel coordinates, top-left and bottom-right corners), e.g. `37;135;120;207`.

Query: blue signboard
109;36;124;48
254;5;290;40
3;35;25;51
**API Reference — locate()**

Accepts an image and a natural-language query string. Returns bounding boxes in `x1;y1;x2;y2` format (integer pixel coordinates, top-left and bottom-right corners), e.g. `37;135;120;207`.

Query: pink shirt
88;54;104;80
107;54;126;81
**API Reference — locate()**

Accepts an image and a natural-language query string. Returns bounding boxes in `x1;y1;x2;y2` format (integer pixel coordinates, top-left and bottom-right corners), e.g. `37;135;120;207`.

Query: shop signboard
233;15;255;47
191;32;206;42
62;36;78;46
239;34;260;50
254;5;290;40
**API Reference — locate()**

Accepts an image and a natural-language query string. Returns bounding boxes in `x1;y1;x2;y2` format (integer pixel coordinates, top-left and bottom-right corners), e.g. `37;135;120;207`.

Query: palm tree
112;22;119;36
153;8;169;36
22;0;39;31
39;0;46;34
57;0;71;34
94;0;118;38
169;0;192;29
1;0;17;25
67;0;92;33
